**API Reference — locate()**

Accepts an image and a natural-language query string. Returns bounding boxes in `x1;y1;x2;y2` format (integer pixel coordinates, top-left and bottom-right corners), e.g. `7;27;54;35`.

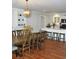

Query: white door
40;15;46;28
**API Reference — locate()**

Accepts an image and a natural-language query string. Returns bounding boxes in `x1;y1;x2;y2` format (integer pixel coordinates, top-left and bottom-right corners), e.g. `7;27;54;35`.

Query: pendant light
23;0;31;17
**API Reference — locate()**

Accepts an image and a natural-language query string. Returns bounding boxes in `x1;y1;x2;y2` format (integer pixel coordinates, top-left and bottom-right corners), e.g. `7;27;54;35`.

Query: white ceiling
12;0;66;13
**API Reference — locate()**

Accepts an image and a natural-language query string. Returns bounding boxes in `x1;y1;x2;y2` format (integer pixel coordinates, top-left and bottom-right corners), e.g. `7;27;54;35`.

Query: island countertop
41;28;66;33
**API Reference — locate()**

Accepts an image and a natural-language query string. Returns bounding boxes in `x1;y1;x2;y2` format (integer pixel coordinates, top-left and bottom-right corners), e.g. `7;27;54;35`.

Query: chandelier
23;0;31;17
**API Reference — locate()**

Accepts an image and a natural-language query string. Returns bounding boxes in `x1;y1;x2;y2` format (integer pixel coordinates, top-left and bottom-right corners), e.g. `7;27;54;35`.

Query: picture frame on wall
18;19;20;21
54;17;60;23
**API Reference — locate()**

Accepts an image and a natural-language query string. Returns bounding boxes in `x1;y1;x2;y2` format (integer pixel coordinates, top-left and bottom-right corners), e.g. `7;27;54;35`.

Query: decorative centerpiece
52;22;56;28
23;25;33;32
46;23;51;28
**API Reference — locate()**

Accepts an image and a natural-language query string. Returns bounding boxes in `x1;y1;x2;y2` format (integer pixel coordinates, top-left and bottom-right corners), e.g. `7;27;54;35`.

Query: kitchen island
41;28;66;41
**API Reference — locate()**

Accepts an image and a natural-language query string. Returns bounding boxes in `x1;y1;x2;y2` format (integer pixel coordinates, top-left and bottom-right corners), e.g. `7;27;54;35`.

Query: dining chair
38;32;46;49
20;29;32;54
12;30;23;57
12;31;19;44
35;32;45;50
36;33;41;50
12;31;16;44
12;31;18;57
41;31;48;40
30;32;40;50
31;33;38;50
12;29;32;57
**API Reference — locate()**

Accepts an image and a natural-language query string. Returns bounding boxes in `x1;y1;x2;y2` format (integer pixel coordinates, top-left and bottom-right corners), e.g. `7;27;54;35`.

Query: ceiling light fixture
23;0;31;17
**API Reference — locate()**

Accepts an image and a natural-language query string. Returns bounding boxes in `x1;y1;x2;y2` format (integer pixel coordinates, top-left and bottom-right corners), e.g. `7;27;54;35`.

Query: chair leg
37;41;39;50
32;43;34;50
28;43;31;54
22;48;24;59
16;48;22;57
29;47;30;54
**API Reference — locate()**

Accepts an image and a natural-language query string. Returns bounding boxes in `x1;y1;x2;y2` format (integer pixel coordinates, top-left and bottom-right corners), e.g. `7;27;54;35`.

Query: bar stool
47;32;53;39
59;33;65;42
52;32;59;40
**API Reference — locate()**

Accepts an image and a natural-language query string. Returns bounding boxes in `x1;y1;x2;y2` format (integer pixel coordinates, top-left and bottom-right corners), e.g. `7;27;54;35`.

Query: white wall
12;8;45;32
42;12;66;25
12;8;18;28
12;8;26;29
26;11;42;32
12;8;66;32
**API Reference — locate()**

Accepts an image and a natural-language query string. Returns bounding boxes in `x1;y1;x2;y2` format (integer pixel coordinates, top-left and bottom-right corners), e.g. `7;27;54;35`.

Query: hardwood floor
12;39;66;59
